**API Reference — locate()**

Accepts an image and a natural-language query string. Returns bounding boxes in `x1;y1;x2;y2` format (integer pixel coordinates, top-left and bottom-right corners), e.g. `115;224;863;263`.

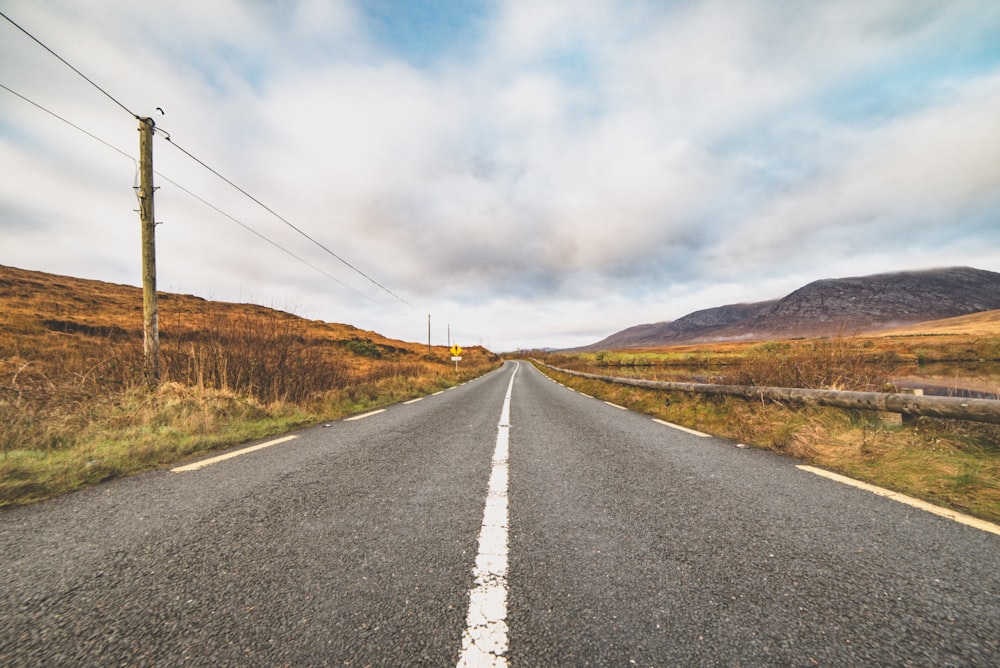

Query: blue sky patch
359;0;492;68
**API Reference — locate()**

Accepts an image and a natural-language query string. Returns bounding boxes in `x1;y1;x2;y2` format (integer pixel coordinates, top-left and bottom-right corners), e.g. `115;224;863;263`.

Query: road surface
2;361;997;665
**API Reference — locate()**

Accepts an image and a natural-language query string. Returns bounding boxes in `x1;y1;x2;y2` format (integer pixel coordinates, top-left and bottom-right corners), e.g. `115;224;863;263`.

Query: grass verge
0;367;495;508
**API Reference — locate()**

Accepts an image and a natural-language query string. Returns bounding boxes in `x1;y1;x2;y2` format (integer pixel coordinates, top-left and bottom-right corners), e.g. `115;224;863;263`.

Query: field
530;312;1000;523
559;311;1000;376
0;265;501;507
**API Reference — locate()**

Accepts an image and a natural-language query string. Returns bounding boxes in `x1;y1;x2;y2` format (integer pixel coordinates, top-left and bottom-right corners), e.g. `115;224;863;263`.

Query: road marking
652;418;711;438
432;390;445;396
446;386;458;391
579;392;593;398
403;398;424;405
171;435;299;472
604;401;627;410
458;362;518;666
344;409;386;422
797;465;1000;537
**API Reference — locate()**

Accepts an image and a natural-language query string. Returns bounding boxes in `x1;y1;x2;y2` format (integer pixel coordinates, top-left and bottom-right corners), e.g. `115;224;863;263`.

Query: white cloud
710;70;1000;275
2;0;999;351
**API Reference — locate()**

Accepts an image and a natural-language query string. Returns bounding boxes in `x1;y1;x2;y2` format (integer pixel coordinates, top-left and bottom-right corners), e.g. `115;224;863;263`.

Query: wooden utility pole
427;314;431;355
138;117;159;385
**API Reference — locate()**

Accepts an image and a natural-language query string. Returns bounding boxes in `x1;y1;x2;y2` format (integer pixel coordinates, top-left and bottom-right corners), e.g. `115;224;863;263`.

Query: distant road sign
451;356;462;362
450;345;463;357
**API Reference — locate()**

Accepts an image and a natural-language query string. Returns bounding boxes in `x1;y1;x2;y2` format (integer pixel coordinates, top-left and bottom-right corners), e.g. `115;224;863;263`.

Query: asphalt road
1;361;997;666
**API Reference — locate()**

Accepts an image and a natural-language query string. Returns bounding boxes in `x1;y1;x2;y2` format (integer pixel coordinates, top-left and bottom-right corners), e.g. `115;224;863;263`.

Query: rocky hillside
581;267;1000;350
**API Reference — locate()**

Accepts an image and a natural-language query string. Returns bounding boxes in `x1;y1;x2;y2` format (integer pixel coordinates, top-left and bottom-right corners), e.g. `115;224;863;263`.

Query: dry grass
572;308;1000;372
0;265;501;507
877;308;1000;337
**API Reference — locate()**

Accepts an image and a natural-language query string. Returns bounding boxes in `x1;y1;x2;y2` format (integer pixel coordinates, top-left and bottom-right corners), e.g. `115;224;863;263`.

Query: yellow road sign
450;345;463;357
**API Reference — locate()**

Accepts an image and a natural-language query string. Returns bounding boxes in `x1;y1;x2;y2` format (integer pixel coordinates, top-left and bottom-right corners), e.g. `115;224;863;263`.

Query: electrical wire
0;81;377;304
0;10;137;120
0;81;136;164
158;131;416;309
154;172;379;304
1;9;414;309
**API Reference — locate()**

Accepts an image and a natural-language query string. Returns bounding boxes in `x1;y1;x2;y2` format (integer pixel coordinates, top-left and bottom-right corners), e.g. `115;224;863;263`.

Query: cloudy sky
2;1;999;351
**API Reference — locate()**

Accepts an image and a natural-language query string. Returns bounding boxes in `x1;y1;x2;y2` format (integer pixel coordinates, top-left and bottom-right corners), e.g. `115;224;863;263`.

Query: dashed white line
797;465;1000;537
458;362;518;667
403;398;424;405
652;418;711;438
432;390;445;396
604;401;627;410
171;435;299;472
344;408;386;422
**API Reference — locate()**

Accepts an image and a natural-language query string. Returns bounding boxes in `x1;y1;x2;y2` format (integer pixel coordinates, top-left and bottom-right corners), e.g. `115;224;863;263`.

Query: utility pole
137;116;159;385
427;314;431;355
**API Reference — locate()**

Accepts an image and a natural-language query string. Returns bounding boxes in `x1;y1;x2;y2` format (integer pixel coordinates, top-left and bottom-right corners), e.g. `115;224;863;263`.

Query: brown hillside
2;264;428;355
876;309;1000;337
0;264;496;400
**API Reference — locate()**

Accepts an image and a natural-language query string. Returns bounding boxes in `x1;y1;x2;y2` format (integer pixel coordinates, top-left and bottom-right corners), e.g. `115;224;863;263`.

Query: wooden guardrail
537;363;1000;425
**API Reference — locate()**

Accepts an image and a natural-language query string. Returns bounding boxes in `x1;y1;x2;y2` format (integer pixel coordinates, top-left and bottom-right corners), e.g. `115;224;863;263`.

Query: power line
0;82;136;163
0;81;378;304
0;8;414;309
154;172;380;304
158;132;416;309
0;10;137;120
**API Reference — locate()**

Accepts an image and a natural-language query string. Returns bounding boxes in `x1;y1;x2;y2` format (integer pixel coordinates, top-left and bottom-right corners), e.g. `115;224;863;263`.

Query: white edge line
432;390;445;396
344;408;386;422
604;401;627;410
403;397;424;405
796;465;1000;537
652;418;711;438
171;435;299;472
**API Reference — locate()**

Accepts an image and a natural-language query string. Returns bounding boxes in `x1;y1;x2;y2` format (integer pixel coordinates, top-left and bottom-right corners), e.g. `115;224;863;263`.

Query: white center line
171;435;298;472
458;362;518;667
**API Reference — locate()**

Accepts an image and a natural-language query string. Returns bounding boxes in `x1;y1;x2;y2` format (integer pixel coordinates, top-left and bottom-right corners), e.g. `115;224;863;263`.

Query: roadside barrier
536;362;1000;425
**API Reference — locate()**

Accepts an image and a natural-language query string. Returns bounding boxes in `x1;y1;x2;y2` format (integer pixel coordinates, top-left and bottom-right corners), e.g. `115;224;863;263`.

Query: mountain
580;267;1000;350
